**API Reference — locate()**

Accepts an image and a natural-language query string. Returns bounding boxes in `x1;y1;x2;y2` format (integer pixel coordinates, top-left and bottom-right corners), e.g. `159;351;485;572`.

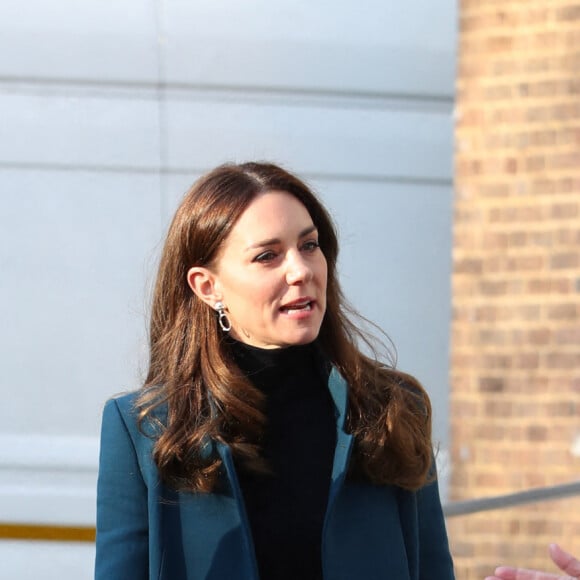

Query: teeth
285;302;311;313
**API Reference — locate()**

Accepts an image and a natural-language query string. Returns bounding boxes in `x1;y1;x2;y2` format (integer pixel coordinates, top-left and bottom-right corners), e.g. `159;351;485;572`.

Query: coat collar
327;366;349;430
325;367;354;491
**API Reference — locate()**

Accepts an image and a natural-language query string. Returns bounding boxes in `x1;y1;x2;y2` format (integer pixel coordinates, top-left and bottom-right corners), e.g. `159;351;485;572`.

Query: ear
187;266;222;307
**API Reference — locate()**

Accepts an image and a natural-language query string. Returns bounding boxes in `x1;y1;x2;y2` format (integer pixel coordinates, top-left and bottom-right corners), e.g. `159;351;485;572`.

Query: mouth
279;298;315;314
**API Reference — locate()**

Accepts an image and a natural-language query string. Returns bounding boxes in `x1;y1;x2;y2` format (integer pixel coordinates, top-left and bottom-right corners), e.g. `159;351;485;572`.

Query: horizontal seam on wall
0;161;453;186
0;75;455;105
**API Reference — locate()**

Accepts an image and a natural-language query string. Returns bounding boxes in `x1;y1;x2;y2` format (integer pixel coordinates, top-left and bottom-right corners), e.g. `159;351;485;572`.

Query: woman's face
200;190;328;349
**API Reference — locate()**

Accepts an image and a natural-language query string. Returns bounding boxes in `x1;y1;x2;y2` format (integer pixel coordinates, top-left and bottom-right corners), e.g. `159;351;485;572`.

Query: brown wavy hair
137;161;433;493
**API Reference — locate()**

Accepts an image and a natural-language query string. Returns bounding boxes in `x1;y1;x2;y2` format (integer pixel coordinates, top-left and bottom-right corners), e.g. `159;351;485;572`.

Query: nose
285;252;313;285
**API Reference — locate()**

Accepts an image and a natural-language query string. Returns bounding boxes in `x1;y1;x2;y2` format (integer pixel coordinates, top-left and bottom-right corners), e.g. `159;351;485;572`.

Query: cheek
224;273;280;311
318;258;329;287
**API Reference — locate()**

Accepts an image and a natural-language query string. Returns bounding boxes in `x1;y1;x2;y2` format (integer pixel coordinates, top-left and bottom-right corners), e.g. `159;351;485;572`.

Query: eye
253;250;278;263
301;240;320;253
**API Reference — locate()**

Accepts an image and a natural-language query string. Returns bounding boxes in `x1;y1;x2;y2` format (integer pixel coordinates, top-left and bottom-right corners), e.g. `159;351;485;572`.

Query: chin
283;329;321;346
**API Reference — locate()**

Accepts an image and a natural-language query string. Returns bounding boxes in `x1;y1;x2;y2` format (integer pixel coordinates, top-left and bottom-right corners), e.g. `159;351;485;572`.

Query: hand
485;545;580;580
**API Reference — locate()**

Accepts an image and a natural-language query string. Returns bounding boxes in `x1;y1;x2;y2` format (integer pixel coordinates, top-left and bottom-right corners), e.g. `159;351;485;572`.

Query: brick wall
450;1;580;578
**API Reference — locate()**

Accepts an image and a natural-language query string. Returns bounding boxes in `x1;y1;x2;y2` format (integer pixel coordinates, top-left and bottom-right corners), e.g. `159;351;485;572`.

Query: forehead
230;190;314;239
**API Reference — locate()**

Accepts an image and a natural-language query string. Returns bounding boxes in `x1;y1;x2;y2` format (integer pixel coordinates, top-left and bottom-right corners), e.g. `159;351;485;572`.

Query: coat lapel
326;367;354;488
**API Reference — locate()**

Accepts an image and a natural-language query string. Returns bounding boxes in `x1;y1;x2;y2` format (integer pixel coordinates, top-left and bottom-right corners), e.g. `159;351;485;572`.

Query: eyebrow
245;225;318;251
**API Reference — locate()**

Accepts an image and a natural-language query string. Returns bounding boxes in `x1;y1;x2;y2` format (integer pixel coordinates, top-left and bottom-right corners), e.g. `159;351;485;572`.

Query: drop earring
214;301;231;332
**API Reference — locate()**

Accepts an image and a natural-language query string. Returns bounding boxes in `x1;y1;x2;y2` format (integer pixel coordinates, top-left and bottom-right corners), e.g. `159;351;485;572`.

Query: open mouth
280;300;313;314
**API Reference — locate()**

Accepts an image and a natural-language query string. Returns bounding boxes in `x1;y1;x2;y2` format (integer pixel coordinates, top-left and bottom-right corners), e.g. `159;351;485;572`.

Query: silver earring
214;301;231;332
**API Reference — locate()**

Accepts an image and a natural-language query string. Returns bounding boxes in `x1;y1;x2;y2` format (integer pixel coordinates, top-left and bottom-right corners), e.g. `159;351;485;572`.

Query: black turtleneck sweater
228;339;337;580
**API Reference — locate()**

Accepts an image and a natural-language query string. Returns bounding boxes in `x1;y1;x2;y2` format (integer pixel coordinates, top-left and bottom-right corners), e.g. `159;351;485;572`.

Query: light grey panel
313;178;453;445
162;172;203;222
0;542;93;580
162;0;456;96
164;97;453;180
0;91;160;169
0;169;162;437
0;0;158;82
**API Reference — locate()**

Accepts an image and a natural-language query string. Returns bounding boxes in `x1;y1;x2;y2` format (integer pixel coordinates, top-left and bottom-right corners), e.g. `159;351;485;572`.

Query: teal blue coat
95;368;455;580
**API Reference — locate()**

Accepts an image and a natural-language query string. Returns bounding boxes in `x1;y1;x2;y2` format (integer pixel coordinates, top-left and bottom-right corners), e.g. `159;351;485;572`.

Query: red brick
556;228;580;244
547;303;578;320
479;377;505;392
526;425;548;441
527;328;552;345
554;327;580;344
545;352;580;369
556;5;580;20
455;257;484;274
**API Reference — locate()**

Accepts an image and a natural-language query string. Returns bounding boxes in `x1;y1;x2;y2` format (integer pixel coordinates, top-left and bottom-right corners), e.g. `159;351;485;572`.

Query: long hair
137;162;433;493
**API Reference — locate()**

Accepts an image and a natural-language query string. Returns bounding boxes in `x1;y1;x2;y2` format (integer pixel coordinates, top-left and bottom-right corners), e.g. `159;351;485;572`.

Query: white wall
0;0;456;575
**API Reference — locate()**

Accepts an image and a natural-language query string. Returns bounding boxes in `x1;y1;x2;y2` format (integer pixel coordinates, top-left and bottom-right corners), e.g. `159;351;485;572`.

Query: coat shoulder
100;391;143;448
106;390;140;414
104;389;168;433
100;390;163;488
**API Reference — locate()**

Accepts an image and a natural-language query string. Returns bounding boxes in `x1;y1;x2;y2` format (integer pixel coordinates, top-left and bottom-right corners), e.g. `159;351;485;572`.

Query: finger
493;566;562;580
549;544;580;578
492;567;519;580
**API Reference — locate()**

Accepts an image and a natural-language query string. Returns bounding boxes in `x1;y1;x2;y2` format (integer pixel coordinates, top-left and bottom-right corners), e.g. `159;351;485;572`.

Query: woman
95;162;454;580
